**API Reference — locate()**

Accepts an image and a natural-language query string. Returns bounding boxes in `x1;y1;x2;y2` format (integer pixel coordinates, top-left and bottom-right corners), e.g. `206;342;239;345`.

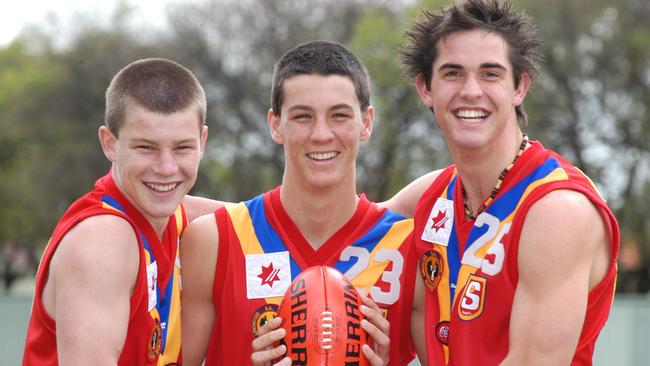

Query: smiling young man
180;41;417;366
23;58;223;366
386;1;620;365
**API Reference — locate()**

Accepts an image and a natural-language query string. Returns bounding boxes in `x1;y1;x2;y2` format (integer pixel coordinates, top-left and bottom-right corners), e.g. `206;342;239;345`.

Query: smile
145;182;179;192
307;152;339;161
455;108;489;123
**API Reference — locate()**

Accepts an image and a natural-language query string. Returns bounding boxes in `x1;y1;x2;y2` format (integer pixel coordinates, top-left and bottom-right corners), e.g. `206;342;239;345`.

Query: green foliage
1;0;649;281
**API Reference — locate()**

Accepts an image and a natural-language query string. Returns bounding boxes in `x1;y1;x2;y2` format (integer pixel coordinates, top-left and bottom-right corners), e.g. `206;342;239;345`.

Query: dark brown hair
271;40;370;115
105;58;206;137
400;0;543;122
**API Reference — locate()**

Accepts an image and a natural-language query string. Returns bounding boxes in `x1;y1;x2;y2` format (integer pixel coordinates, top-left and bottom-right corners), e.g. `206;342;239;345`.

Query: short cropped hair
105;58;207;137
399;0;543;122
271;40;371;114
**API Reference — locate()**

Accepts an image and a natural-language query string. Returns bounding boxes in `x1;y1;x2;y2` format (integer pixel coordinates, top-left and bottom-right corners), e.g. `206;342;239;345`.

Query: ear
267;108;284;144
415;74;434;108
513;72;531;107
98;125;117;162
359;105;375;142
199;125;208;158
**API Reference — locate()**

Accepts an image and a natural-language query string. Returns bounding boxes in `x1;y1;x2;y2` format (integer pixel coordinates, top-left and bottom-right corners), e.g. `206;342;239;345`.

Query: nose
152;149;178;176
310;117;335;143
459;74;483;100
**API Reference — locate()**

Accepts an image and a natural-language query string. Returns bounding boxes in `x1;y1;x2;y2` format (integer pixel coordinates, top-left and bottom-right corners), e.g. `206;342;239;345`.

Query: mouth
144;182;179;193
306;151;339;161
454;108;489;124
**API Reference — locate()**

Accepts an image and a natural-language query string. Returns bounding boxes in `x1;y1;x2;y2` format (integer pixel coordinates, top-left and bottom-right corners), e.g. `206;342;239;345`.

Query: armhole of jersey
178;202;189;235
413;166;456;218
213;207;230;306
401;231;418;362
507;181;620;293
33;208;146;328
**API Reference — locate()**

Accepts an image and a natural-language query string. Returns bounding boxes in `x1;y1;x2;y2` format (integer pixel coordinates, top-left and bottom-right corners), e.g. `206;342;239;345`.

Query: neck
280;178;359;250
453;131;526;217
150;220;168;239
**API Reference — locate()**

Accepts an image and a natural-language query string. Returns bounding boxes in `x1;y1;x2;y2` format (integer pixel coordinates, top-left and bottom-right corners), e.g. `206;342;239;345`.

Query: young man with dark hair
23;58;223;365
387;0;619;364
180;41;417;366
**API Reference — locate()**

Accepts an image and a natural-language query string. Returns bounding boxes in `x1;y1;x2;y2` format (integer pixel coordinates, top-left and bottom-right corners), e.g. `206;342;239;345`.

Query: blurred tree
521;0;650;263
0;5;172;248
163;0;376;201
1;0;649;295
351;0;452;201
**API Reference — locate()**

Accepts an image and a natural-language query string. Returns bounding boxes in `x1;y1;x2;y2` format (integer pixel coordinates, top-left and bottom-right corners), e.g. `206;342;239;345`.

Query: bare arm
379;170;442;218
182;195;228;222
46;215;139;365
501;190;610;365
180;213;220;366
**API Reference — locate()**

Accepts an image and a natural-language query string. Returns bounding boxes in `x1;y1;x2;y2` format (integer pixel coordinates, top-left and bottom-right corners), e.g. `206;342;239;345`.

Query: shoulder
49;214;140;300
180;213;220;287
519;189;609;283
523;189;605;238
54;214;140;266
181;212;220;260
182;195;229;222
379;169;444;218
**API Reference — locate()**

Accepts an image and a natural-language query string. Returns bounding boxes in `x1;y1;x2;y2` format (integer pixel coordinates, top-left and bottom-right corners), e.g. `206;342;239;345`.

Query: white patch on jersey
246;251;291;299
146;261;158;312
421;197;454;246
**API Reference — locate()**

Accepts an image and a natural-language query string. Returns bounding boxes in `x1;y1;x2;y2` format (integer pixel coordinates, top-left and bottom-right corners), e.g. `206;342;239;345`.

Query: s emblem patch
251;304;279;336
420;251;444;292
458;274;488;321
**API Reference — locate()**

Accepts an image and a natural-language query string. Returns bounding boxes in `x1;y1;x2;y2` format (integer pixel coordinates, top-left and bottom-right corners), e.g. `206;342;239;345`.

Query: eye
332;112;352;121
482;70;500;79
136;145;154;151
292;113;313;122
444;70;462;79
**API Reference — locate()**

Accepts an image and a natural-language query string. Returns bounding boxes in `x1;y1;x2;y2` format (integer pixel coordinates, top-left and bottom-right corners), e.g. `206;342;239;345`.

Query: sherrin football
276;265;368;366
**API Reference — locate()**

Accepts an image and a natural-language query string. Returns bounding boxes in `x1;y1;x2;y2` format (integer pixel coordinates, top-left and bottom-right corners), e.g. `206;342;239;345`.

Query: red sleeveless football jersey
23;172;186;366
205;187;417;365
413;141;619;366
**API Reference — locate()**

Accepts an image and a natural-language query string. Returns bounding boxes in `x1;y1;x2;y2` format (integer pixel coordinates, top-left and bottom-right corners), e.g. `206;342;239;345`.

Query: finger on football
361;294;380;310
360;303;390;337
273;357;292;366
257;316;283;337
361;318;390;350
251;327;285;352
250;344;287;366
362;343;387;366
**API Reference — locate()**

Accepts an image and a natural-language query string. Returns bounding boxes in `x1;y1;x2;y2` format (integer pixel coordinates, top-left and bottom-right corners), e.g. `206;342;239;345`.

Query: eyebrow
287;105;314;113
481;62;508;71
287;103;354;112
329;103;354;111
438;62;508;71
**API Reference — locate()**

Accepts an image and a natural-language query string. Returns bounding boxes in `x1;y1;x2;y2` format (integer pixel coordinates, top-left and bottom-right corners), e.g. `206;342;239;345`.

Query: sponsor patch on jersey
147;318;162;361
435;320;450;345
458;274;488;321
246;251;291;299
146;261;158;312
251;304;279;336
421;198;454;246
420;250;444;292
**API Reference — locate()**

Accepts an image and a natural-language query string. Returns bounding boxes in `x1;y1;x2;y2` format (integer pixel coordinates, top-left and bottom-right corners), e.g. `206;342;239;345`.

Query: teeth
146;183;177;192
307;152;338;160
456;109;487;119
